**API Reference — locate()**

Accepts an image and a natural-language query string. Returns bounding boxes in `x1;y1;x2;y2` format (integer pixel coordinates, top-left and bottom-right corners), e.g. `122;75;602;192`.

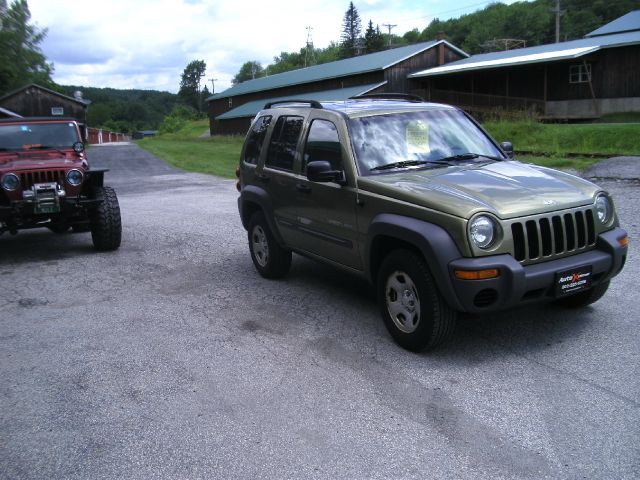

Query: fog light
454;269;500;280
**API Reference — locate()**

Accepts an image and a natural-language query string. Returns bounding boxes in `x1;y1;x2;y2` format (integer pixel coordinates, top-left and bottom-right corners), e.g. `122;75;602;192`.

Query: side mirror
500;141;514;159
307;161;344;184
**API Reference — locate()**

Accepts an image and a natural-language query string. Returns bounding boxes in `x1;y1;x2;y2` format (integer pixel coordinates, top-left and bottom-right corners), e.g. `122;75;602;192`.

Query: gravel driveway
1;144;638;479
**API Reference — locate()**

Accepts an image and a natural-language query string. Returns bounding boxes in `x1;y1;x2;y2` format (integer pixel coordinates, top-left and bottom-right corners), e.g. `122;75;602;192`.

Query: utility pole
304;26;316;67
552;0;565;43
209;78;218;94
382;23;397;47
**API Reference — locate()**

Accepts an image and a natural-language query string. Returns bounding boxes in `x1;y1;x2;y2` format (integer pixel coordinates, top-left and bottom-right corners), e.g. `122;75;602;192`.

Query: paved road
1;144;638;479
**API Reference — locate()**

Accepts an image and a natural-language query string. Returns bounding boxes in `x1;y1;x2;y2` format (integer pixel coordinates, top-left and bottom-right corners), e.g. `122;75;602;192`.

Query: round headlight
66;169;84;186
1;173;20;191
470;215;496;249
595;194;611;224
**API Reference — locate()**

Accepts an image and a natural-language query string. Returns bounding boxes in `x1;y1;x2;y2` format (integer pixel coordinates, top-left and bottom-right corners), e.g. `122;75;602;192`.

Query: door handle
257;173;270;183
296;183;312;193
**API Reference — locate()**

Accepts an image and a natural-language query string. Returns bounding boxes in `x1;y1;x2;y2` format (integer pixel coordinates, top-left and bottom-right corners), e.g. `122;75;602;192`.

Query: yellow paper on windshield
406;121;430;154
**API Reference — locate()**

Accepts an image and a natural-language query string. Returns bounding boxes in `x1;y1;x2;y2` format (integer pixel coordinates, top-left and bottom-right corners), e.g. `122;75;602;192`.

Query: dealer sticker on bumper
555;266;592;297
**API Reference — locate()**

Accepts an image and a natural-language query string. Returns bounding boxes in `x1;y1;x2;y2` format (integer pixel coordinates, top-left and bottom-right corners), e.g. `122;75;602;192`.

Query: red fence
87;127;130;144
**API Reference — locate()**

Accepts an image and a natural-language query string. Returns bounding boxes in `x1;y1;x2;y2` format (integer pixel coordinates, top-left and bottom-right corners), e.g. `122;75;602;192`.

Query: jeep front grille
20;170;66;189
510;207;596;263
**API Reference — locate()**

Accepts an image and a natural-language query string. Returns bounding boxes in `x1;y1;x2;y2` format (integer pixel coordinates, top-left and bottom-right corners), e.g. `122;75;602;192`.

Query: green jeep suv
236;96;628;351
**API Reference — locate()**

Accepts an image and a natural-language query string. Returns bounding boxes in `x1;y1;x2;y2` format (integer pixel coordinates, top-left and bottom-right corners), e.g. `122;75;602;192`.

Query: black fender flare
238;185;285;246
366;213;465;311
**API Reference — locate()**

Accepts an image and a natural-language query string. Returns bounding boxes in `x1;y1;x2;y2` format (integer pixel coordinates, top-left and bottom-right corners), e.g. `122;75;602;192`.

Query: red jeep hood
0;151;83;170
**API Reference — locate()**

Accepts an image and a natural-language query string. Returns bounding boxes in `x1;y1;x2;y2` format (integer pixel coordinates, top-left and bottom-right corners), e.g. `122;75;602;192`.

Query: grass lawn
483;121;640;156
137;120;243;178
137;119;639;178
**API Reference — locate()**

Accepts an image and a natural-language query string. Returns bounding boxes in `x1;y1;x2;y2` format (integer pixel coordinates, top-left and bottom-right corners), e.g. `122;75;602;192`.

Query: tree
364;20;385;53
178;59;206;112
232;61;265;85
0;0;53;94
340;1;362;58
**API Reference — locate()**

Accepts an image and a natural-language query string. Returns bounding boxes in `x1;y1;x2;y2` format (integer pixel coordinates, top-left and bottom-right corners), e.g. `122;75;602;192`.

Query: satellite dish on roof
73;90;83;100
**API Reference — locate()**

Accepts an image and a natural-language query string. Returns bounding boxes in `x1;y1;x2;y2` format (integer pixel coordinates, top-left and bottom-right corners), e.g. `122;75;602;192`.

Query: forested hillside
416;0;638;54
58;86;179;133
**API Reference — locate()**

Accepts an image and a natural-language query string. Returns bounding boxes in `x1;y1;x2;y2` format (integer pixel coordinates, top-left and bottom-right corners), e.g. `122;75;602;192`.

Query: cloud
27;0;494;93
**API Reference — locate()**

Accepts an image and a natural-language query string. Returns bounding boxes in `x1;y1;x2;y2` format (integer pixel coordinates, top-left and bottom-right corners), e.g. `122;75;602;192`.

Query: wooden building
409;11;640;120
0;84;90;124
208;39;467;135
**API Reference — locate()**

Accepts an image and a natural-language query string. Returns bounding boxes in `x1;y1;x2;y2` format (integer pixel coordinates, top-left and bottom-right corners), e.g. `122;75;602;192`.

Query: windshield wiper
370;160;448;171
436;152;503;163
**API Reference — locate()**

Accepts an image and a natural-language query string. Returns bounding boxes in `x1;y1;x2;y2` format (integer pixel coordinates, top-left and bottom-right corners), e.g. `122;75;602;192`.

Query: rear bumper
448;227;628;313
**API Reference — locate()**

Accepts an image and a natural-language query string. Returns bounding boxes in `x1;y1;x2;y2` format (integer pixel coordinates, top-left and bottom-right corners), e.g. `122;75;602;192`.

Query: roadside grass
483;120;640;157
137;120;243;178
137;119;638;177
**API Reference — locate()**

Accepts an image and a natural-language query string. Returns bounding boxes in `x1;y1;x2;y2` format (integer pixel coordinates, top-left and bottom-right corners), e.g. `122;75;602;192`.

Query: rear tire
377;249;457;352
90;186;122;251
554;280;610;308
248;211;291;279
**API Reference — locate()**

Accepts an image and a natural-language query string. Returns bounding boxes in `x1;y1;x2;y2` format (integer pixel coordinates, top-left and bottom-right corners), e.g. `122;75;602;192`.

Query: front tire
90;186;122;251
248;212;291;278
377;250;457;352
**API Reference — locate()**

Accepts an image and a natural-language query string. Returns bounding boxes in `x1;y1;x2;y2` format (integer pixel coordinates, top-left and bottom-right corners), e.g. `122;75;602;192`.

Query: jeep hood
359;161;601;219
0;151;83;170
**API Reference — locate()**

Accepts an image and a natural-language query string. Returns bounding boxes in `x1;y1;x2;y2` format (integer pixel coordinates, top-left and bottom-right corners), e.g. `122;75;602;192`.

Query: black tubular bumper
447;227;628;313
0;197;101;219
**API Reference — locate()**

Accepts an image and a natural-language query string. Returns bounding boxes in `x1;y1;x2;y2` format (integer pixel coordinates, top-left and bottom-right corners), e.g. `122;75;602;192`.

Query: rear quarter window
243;115;271;165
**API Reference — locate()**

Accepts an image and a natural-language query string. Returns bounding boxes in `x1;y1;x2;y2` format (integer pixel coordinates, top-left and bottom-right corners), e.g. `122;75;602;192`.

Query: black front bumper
447;227;628;313
0;197;101;220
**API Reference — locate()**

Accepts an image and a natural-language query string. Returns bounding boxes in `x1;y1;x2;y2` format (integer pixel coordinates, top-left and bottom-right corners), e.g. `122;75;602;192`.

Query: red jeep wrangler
0;117;121;251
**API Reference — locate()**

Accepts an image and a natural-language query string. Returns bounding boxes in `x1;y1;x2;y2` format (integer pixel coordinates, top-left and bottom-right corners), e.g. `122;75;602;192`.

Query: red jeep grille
20;170;66;189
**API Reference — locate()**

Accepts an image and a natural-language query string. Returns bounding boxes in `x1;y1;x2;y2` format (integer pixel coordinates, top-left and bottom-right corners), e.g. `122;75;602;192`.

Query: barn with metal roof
207;39;467;134
409;11;640;120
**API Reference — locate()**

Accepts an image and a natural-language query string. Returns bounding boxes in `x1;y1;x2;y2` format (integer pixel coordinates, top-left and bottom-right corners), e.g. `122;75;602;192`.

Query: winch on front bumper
0;182;102;234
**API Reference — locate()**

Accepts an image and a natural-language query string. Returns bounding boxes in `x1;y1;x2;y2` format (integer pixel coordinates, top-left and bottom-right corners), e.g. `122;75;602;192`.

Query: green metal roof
216;82;386;120
208;40;466;101
586;10;640;37
409;29;640;78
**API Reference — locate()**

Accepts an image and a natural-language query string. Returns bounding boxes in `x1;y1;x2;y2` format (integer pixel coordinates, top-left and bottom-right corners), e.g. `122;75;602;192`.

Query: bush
158;105;202;134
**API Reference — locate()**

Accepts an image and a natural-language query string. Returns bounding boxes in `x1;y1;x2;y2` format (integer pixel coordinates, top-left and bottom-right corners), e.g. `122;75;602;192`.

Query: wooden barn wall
418;45;640;103
546;45;640;100
208;71;385;121
386;45;466;92
0;89;85;121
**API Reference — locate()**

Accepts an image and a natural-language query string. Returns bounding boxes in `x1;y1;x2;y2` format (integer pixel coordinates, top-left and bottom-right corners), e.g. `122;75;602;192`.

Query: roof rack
264;99;323;109
350;93;424;102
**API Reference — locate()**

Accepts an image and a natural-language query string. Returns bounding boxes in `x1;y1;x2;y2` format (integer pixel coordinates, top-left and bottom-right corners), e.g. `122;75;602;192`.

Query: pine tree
364;20;385;53
340;1;362;58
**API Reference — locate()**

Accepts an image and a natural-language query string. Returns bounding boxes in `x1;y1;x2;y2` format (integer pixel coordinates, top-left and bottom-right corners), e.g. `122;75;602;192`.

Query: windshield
348;109;504;175
0;122;80;151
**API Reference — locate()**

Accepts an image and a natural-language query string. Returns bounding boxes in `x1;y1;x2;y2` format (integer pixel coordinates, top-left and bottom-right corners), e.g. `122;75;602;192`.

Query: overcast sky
28;0;511;94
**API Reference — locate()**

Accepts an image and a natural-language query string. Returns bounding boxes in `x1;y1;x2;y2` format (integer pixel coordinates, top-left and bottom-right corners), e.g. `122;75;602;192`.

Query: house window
51;107;64;115
569;63;591;83
228;98;233;108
